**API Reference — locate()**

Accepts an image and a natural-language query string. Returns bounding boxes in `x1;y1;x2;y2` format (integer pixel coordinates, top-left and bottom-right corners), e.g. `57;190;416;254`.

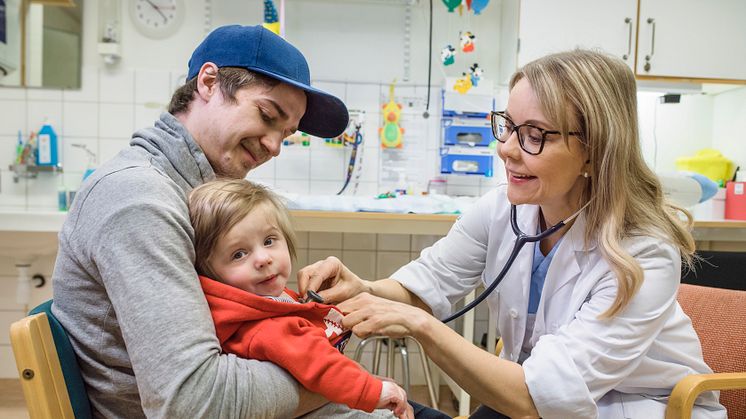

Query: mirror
0;0;83;89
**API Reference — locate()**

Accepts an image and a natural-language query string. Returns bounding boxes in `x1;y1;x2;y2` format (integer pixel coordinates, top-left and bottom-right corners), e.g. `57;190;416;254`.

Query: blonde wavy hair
188;179;297;280
511;50;695;318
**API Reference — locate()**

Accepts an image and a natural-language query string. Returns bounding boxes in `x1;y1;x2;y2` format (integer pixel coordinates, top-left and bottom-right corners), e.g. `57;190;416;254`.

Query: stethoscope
442;201;591;324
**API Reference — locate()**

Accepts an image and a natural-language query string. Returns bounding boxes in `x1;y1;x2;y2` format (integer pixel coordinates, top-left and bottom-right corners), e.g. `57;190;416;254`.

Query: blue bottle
36;122;59;167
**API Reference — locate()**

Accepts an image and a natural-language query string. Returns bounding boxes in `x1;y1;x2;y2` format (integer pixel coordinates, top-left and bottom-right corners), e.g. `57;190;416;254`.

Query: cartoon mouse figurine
441;45;456;66
469;63;484;86
460;31;476;53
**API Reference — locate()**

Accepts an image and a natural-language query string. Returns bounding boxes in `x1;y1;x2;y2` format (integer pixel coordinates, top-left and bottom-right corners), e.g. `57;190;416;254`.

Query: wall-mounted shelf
9;164;63;182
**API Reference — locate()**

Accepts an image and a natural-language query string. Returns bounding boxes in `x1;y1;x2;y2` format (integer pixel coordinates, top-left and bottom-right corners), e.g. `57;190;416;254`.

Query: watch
129;0;185;39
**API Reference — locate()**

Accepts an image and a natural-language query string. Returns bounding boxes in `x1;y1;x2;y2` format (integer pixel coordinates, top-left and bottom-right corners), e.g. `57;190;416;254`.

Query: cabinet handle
644;17;656;72
622;17;632;60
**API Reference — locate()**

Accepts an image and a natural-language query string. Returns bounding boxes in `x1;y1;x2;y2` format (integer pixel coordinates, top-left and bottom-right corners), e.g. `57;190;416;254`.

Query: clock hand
144;0;168;23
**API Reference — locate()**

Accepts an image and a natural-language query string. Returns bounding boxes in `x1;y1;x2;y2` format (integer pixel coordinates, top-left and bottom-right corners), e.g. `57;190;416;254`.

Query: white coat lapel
532;214;586;340
514;204;541;302
541;213;594;302
500;204;540;359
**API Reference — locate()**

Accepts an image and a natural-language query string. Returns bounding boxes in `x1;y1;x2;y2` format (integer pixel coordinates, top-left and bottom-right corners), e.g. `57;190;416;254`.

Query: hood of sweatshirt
200;275;332;321
130;112;215;190
200;276;350;349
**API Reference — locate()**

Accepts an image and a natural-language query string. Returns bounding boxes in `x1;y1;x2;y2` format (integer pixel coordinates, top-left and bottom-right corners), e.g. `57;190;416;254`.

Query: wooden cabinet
503;0;746;83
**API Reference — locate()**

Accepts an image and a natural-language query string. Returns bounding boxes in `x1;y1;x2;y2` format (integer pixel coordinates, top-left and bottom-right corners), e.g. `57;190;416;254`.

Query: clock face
129;0;185;39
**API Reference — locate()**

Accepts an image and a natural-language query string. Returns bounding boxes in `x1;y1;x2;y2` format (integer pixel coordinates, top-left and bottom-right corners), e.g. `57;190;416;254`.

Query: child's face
207;204;291;297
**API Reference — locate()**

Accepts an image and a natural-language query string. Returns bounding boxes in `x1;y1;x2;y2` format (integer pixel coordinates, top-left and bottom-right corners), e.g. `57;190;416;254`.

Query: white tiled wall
1;0;508;211
0;67;503;212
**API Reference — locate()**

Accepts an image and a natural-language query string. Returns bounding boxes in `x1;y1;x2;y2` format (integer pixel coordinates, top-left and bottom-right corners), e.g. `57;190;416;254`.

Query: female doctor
298;50;726;418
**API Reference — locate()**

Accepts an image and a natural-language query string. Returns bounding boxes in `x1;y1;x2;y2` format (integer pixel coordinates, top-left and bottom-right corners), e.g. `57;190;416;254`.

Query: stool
353;336;438;409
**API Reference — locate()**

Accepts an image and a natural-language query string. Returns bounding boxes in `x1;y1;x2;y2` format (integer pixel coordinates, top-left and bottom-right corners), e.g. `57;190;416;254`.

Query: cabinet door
636;0;746;80
517;0;637;69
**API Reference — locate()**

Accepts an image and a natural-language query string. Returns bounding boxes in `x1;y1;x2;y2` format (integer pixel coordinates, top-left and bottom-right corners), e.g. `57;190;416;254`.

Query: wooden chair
667;284;746;419
9;300;92;419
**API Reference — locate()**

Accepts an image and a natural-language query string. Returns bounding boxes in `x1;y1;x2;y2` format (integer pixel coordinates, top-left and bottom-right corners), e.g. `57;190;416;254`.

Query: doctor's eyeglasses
491;111;582;155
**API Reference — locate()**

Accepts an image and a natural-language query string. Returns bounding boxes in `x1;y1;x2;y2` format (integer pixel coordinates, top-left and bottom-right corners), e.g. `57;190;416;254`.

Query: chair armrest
495;338;503;356
665;372;746;419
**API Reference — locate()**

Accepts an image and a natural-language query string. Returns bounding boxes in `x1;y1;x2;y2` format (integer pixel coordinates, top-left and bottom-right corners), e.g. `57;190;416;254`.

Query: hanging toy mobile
441;45;456;66
471;0;491;15
263;0;281;35
460;31;476;53
454;72;473;94
469;63;483;86
442;0;461;13
380;82;404;149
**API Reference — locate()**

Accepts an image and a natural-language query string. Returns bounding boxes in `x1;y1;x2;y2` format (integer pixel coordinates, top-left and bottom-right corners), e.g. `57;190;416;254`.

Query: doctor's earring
583;172;590;178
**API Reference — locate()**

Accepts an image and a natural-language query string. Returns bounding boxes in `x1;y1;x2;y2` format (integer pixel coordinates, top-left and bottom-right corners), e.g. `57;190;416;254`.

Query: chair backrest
678;283;746;418
9;300;92;419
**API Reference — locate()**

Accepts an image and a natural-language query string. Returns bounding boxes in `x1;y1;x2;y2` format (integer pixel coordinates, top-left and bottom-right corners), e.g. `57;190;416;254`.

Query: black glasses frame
491;111;582;156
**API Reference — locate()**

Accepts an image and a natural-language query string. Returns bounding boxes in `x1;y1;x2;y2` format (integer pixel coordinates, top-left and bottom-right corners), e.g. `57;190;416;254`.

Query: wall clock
129;0;185;39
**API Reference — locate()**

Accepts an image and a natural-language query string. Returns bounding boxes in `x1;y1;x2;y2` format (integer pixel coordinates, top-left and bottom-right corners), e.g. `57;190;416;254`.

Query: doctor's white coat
392;186;726;418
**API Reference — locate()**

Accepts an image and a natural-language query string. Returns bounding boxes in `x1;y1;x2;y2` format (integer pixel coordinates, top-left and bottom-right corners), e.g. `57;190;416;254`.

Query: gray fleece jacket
51;113;304;418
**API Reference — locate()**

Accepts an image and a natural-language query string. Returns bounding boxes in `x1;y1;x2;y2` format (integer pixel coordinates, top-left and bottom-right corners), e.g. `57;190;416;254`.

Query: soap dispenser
36;120;59;167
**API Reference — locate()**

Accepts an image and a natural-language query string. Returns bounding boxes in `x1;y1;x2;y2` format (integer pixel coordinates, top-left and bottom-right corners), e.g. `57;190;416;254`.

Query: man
51;25;356;417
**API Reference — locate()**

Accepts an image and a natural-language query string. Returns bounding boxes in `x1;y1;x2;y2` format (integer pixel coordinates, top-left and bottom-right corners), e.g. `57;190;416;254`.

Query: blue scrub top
529;237;563;314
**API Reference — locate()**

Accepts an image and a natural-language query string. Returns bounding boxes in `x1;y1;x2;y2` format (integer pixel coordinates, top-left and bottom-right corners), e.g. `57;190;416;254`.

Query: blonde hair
188;179;297;280
511;50;695;318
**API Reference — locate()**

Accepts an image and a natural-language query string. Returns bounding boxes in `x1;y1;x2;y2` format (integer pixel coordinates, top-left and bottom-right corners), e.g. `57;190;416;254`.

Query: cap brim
250;68;349;138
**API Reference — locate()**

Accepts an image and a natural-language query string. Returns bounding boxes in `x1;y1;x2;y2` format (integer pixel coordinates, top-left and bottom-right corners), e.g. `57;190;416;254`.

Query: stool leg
372;339;383;375
354;336;374;362
398;339;410;393
387;338;395;378
407;336;438;409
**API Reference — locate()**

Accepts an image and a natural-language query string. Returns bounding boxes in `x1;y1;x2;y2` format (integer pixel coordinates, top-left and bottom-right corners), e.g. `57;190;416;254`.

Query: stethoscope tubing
441;202;587;323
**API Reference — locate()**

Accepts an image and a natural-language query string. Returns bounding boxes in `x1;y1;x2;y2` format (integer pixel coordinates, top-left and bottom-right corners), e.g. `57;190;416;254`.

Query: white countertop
0;211;67;233
0;210;744;243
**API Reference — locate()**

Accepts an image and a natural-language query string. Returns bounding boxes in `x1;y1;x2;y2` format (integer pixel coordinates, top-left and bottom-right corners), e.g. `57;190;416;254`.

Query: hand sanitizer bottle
36;121;59;167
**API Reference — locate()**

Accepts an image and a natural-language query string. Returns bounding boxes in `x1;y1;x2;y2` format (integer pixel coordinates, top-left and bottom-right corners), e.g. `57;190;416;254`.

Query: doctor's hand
297;256;370;305
338;293;433;340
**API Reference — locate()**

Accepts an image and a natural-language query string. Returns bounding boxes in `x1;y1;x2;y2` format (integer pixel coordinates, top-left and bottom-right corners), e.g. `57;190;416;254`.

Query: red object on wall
724;181;746;220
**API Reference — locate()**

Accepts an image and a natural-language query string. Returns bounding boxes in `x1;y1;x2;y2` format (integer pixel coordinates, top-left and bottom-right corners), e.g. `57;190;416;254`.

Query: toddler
188;178;409;418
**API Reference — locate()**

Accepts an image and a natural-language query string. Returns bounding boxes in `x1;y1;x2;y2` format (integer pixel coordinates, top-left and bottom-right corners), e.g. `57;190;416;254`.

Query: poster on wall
379;94;428;190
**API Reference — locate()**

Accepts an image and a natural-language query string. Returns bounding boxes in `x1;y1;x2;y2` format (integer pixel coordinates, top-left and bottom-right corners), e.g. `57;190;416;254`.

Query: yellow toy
453;73;473;94
263;0;280;35
380;82;404;148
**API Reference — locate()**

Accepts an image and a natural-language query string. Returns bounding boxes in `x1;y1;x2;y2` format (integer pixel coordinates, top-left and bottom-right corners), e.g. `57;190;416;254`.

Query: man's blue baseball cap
187;25;348;138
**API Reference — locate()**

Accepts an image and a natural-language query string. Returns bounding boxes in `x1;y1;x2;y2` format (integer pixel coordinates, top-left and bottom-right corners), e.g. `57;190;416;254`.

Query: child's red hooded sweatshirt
199;276;382;412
